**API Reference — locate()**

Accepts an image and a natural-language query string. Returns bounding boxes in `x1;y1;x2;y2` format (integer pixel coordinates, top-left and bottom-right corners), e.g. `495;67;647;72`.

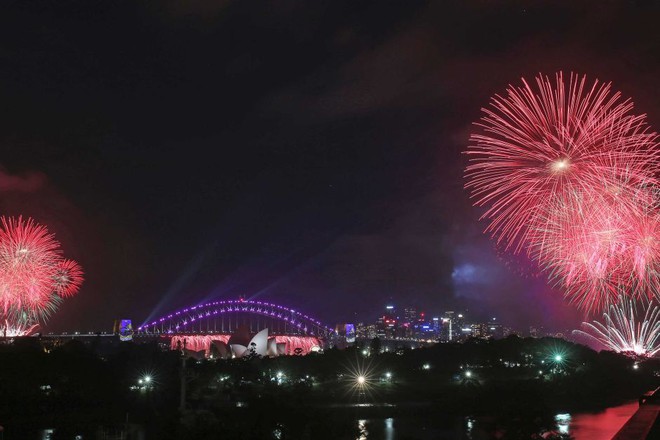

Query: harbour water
354;400;638;439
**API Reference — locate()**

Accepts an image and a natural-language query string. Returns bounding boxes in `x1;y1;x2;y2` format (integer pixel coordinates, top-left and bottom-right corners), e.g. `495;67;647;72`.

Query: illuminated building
334;323;356;345
471;322;504;339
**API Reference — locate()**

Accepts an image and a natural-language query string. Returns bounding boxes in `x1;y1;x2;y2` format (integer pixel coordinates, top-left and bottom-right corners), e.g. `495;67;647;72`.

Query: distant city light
386;305;394;310
276;371;283;378
144;375;151;383
357;375;366;385
385;372;392;379
422;363;431;370
465;370;472;378
633;363;639;370
554;354;563;362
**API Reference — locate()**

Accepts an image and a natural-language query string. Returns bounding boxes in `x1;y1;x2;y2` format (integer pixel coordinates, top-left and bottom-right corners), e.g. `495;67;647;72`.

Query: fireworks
52;259;84;298
573;297;660;358
2;319;39;337
0;216;83;335
466;72;657;251
529;187;660;310
465;72;660;311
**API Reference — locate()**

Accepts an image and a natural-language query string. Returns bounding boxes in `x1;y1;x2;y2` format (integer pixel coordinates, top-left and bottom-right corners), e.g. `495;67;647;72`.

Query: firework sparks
0;216;83;330
465;72;658;253
1;319;39;337
465;72;660;311
529;186;660;311
52;259;84;298
573;296;660;358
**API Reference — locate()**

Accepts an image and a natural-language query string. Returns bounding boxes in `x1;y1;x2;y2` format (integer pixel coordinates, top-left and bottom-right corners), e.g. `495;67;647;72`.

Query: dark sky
1;1;659;332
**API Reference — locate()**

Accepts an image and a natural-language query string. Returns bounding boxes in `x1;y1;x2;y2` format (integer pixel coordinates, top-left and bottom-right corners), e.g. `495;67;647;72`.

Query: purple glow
139;298;330;337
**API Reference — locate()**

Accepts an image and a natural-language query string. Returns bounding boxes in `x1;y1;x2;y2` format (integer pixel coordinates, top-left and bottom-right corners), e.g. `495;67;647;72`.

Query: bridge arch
137;299;333;338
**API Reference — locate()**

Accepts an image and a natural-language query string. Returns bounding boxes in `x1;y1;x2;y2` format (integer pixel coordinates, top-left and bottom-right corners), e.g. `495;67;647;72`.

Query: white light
144;376;151;383
422;363;431;370
276;371;283;378
633;363;639;370
385;372;392;379
465;371;472;378
551;158;570;172
357;375;366;384
554;354;563;362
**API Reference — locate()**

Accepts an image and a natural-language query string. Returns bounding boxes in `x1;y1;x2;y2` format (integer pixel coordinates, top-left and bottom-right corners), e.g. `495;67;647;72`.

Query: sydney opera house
171;327;323;360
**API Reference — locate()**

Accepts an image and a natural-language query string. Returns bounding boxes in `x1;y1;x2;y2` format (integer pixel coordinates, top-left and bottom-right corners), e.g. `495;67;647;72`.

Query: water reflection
353;401;637;439
465;416;475;439
384;418;394;440
566;401;638;439
356;419;395;440
357;419;367;440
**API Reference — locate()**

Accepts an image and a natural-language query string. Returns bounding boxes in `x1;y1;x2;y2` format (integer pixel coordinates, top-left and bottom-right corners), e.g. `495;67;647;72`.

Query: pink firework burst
0;216;83;323
528;183;660;312
53;259;84;298
465;72;660;312
465;72;658;253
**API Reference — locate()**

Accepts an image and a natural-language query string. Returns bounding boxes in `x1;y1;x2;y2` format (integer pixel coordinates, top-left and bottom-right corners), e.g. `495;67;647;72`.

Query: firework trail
465;72;660;311
573;296;660;358
0;216;83;335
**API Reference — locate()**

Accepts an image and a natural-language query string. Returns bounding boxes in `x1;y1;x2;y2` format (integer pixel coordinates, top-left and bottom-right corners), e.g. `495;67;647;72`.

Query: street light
357;375;366;385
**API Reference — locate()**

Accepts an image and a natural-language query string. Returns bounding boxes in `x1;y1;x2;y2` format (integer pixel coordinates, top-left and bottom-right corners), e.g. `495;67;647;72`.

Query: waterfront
353;401;638;439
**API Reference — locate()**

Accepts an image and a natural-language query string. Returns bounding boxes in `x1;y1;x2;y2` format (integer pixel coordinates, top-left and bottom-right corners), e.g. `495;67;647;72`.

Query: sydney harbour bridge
135;299;334;357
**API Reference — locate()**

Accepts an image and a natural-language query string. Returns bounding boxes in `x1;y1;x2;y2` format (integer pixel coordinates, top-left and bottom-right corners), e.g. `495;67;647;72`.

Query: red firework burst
465;72;660;312
465;72;658;253
0;216;83;324
53;259;84;298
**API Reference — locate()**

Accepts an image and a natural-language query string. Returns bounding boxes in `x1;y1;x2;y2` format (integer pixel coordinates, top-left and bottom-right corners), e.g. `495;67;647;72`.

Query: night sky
2;1;659;332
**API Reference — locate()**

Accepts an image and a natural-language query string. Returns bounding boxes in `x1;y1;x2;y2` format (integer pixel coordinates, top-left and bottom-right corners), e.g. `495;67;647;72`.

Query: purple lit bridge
136;299;334;356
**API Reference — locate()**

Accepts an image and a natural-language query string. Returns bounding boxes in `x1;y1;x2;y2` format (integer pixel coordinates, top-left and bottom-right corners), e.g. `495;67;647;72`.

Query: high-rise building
440;311;455;342
404;307;417;323
487;323;504;339
376;305;398;339
471;323;488;338
432;317;440;338
471;322;504;339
